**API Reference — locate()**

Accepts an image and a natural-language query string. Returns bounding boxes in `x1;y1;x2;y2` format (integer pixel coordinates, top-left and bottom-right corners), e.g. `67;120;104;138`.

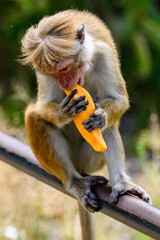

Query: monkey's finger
65;95;86;110
82;117;96;126
89;114;106;123
63;97;86;114
91;118;106;129
83;118;105;132
91;114;106;121
68;102;88;115
62;89;78;106
65;99;88;116
75;100;89;109
82;118;91;125
74;101;89;114
75;106;87;114
70;95;86;105
82;114;105;125
83;125;95;132
84;194;99;208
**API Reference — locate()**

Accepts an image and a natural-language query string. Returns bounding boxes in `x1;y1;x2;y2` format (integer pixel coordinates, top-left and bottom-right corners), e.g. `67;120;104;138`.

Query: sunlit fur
21;10;118;73
22;10;151;240
21;11;79;73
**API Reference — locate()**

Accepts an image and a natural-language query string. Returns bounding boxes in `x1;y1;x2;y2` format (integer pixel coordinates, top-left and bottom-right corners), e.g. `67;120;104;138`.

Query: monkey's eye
59;66;68;72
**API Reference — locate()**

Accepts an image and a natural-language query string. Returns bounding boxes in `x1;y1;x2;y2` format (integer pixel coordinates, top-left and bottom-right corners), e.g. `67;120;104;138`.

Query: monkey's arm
83;94;129;132
25;90;88;184
25;103;82;187
35;89;89;127
99;93;129;127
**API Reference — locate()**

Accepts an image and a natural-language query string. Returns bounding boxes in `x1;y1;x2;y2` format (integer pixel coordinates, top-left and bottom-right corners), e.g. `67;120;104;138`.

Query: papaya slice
64;84;107;152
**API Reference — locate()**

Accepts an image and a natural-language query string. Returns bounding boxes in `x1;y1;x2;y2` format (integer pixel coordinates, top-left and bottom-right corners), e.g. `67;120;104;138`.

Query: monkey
21;10;152;240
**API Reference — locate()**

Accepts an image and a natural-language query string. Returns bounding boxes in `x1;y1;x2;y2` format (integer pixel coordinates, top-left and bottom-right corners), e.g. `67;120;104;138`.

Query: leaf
141;17;160;51
132;32;152;78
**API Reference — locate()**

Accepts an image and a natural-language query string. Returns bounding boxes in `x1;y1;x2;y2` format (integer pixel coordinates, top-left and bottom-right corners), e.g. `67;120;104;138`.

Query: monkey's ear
76;24;85;44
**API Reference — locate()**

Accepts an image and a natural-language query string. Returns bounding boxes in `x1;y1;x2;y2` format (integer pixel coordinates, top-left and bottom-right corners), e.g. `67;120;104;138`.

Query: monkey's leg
26;120;98;240
73;140;107;240
75;141;105;175
47;128;108;213
26;104;107;214
103;125;152;204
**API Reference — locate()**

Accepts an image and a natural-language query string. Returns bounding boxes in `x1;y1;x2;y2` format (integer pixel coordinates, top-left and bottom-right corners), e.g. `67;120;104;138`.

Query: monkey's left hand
82;107;106;132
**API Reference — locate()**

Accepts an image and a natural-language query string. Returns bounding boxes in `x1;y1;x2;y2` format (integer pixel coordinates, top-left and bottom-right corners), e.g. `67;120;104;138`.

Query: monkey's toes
81;176;108;212
79;176;107;212
110;190;119;204
137;189;152;204
82;191;100;213
110;181;152;205
71;175;108;213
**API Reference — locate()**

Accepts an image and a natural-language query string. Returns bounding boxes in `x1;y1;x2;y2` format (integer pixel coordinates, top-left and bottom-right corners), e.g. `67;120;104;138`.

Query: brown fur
25;104;73;186
21;10;118;73
100;97;129;128
21;11;78;73
22;10;151;240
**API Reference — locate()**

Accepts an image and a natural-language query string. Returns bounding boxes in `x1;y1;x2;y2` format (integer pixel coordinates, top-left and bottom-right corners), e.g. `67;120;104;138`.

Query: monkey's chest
83;84;100;103
61;121;84;147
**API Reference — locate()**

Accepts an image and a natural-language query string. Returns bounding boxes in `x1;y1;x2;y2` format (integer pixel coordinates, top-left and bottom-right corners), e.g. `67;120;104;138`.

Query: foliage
0;0;160;140
136;112;160;160
0;2;160;239
108;0;160;129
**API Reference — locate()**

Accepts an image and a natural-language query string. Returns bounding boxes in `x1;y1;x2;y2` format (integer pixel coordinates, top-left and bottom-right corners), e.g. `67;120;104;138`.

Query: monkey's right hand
59;89;89;119
69;175;108;213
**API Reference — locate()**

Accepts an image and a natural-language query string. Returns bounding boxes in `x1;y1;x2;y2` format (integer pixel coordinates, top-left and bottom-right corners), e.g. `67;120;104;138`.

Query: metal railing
0;131;160;239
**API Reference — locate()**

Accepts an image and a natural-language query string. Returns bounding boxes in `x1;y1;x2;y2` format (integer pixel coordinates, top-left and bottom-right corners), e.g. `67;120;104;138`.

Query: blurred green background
0;0;160;240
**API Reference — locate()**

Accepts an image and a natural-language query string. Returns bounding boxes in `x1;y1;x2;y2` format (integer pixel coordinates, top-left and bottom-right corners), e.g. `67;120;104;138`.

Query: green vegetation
1;1;160;147
1;1;160;117
0;0;160;239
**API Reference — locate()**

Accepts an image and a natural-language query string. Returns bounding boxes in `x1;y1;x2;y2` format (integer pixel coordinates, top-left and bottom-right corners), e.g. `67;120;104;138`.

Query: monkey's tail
78;202;95;240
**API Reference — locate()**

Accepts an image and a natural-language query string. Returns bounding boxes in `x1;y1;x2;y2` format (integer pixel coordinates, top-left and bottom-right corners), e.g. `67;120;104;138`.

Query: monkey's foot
110;180;152;205
70;175;108;213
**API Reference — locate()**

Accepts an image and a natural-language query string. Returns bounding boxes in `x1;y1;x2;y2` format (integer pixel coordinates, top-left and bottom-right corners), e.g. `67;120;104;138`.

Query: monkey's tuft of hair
21;11;80;73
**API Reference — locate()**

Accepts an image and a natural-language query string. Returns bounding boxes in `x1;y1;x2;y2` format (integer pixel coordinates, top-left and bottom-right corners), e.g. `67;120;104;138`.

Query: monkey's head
21;10;91;90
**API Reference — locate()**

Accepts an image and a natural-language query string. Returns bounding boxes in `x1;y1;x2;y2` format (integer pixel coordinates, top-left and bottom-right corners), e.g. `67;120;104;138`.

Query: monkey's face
21;17;91;90
50;58;89;90
46;23;90;91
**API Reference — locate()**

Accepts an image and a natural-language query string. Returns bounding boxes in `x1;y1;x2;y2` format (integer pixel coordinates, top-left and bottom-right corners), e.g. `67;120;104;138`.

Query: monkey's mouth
78;77;84;86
